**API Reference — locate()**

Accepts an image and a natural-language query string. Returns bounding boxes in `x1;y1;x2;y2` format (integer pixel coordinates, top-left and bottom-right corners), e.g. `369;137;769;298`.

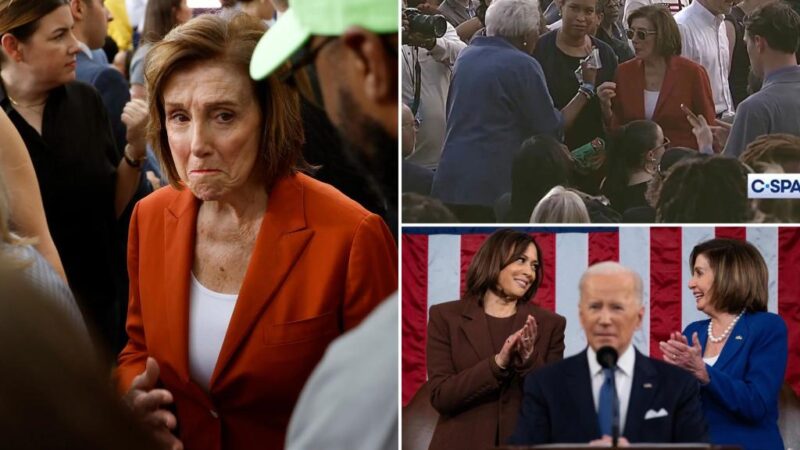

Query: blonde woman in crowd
530;186;591;223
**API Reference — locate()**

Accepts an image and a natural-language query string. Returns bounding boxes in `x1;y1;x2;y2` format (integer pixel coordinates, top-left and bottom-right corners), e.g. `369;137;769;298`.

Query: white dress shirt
674;0;734;115
588;344;636;435
644;90;659;120
401;22;466;169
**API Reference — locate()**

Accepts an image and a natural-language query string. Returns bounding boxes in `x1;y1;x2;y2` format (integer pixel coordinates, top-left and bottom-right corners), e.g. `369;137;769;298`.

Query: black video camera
403;8;447;40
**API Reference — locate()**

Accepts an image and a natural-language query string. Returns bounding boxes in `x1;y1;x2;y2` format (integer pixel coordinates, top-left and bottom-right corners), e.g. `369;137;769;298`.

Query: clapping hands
495;315;538;370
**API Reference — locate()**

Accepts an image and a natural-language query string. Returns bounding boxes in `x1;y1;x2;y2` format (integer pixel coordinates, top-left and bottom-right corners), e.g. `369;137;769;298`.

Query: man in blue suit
509;262;709;445
71;0;129;156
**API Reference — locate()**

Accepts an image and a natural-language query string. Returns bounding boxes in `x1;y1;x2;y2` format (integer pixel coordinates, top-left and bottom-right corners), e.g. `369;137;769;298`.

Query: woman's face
688;254;715;314
162;61;264;202
495;243;539;300
7;6;79;89
174;0;193;25
647;126;667;168
630;17;657;60
561;0;598;40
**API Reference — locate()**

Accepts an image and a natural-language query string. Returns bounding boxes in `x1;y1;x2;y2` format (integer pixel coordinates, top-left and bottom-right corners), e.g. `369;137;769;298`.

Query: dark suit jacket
427;299;566;450
116;173;398;450
684;312;787;450
76;50;129;156
610;56;716;150
509;348;709;445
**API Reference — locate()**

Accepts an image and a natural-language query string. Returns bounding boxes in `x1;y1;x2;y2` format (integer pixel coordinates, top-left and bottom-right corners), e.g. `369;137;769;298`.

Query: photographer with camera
402;0;466;170
431;0;599;223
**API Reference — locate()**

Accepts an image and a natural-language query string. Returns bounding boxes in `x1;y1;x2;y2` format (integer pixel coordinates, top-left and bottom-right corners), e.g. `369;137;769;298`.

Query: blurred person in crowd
249;0;400;447
0;269;161;450
510;262;708;445
661;239;788;450
532;0;618;151
0;167;87;342
721;2;800;157
237;0;276;24
0;0;146;356
674;0;735;117
427;229;566;450
402;104;434;196
403;192;460;223
107;0;133;51
438;0;480;26
73;0;130;158
622;0;654;24
126;0;147;37
129;0;192;100
655;156;752;222
740;134;800;223
402;0;466;170
432;0;598;222
598;5;715;150
0;109;64;280
601;120;668;215
624;145;694;222
117;14;397;450
495;135;574;222
595;0;633;63
530;185;591;222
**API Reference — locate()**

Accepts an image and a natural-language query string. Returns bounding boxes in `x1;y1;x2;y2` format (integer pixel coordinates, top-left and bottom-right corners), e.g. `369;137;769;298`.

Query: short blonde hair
145;13;306;190
530;186;590;223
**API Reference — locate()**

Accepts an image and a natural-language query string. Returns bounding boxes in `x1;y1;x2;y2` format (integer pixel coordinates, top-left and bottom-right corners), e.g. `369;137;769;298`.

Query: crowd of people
0;0;398;448
401;0;800;223
424;229;788;449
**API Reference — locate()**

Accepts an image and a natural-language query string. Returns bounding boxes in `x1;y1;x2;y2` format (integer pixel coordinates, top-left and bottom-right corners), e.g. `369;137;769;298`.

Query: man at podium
509;262;708;445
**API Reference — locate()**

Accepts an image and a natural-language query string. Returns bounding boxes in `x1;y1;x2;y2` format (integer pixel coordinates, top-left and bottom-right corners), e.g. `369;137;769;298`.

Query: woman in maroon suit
597;5;716;150
427;229;566;450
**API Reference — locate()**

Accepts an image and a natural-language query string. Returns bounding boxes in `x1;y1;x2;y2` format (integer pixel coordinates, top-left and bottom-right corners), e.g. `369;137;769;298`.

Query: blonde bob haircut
690;238;769;314
144;13;305;190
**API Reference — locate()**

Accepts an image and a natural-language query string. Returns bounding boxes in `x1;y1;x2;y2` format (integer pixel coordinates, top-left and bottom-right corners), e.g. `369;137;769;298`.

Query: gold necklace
7;94;47;109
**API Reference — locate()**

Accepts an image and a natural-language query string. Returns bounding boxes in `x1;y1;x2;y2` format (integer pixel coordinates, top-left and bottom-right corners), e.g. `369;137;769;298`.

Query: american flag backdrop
402;226;800;405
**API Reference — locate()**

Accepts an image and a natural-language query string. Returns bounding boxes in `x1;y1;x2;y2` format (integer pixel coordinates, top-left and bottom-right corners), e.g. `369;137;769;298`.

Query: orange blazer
116;173;397;450
610;55;716;150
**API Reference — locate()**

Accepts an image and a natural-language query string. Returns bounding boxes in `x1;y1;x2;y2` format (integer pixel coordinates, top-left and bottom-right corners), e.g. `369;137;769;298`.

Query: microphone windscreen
596;346;618;369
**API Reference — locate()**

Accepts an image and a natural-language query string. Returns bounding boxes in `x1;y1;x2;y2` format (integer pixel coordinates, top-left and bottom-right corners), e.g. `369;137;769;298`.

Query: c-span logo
748;174;800;199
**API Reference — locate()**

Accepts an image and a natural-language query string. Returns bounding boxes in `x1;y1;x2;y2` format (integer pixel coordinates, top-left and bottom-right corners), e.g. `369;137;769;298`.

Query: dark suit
509;348;708;445
609;56;717;150
427;299;566;450
76;50;129;156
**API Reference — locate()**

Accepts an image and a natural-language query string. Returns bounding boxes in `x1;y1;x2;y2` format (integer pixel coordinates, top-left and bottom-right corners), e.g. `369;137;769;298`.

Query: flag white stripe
747;227;780;314
620;227;651;356
427;234;462;310
556;233;589;357
681;227;715;331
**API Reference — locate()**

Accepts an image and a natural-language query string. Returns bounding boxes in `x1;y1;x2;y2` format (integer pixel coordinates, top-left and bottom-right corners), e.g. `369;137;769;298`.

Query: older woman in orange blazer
115;14;397;450
597;5;716;150
427;230;566;450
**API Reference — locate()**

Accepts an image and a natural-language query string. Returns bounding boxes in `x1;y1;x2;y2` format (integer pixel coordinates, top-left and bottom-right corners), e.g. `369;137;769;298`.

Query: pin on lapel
735;335;743;340
643;383;653;389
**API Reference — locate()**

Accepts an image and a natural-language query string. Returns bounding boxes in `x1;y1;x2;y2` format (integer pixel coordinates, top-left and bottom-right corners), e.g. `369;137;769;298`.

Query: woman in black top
533;0;618;152
601;120;668;215
0;0;145;355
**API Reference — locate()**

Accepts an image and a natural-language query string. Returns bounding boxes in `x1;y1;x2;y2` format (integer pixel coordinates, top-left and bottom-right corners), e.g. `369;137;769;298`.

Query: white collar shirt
77;41;94;60
674;0;734;115
587;344;636;436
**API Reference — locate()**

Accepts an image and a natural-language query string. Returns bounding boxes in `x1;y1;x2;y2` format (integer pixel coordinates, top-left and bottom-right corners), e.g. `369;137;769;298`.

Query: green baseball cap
250;0;398;81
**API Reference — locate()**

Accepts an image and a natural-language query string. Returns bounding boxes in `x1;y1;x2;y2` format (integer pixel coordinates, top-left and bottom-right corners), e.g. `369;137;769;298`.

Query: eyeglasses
625;28;657;40
653;138;672;174
280;37;338;108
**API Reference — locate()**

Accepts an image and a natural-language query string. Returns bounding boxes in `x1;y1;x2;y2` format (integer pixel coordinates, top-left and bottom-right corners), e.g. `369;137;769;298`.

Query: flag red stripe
588;231;619;265
401;234;429;405
715;227;746;240
649;227;683;359
460;234;489;298
532;233;556;312
779;228;800;398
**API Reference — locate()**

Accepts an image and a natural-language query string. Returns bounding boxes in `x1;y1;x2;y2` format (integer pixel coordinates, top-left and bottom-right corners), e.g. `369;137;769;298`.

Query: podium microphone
596;346;621;448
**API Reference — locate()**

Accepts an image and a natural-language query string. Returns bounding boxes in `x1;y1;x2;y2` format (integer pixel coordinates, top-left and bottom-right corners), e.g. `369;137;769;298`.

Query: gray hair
579;261;644;305
486;0;541;39
530;186;590;223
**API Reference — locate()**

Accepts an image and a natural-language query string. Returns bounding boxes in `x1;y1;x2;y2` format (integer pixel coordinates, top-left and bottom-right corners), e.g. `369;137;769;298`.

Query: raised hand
124;357;184;450
597;82;616;113
122;99;149;156
512;314;538;369
681;104;713;154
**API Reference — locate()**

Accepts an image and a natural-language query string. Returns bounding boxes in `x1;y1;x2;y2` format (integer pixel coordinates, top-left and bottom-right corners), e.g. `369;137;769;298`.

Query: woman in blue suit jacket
660;239;788;450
